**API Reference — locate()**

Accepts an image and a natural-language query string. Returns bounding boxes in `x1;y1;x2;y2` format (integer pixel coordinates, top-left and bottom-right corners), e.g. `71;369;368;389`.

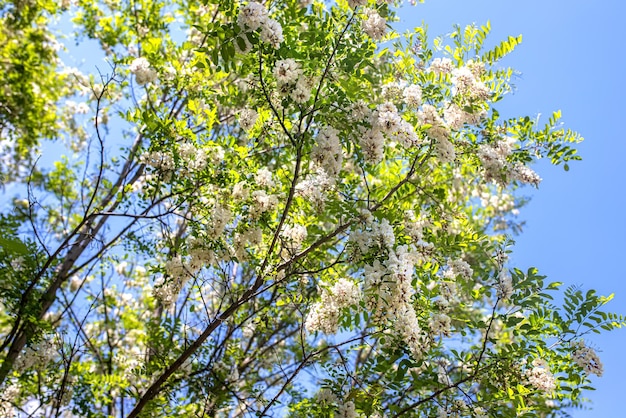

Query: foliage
0;0;621;417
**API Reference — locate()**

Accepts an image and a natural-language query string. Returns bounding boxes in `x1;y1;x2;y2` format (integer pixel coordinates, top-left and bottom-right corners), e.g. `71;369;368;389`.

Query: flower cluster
129;57;157;85
377;103;418;144
451;66;490;100
311;126;343;177
525;358;556;392
444;259;473;281
250;190;279;218
336;400;358;418
153;256;193;307
355;218;429;359
14;337;58;372
429;313;452;336
362;8;387;41
281;224;308;252
273;58;314;103
419;105;455;163
239;108;259;131
403;84;422;107
428;57;454;75
305;278;361;334
0;381;19;417
348;0;368;8
478;138;542;186
571;340;603;377
237;2;283;48
496;269;514;299
295;169;335;211
443;103;486;130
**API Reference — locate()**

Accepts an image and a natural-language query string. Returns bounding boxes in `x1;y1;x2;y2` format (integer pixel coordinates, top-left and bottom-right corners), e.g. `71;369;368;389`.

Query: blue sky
400;1;626;416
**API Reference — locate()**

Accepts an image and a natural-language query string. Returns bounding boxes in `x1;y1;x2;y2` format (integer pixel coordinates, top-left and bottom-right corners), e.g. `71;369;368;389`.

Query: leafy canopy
0;0;622;417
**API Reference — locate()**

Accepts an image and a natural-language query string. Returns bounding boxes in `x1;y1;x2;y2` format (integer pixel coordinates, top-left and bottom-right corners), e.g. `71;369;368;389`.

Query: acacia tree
0;0;623;417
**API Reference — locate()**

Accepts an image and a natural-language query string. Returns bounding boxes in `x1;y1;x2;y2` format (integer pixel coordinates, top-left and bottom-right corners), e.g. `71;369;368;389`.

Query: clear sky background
399;1;625;416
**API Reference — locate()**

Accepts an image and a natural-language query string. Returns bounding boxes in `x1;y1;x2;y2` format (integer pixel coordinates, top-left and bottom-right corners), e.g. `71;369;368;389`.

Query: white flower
496;270;513;299
290;77;313;103
358;127;385;164
403;84;422;107
419;104;451;143
311;126;343;177
254;167;274;187
375;102;402;135
250;190;278;218
305;278;360;334
273;59;302;86
238;106;258;130
429;313;451;336
260;18;283;49
348;100;372;123
237;2;268;30
362;8;387;41
316;388;338;404
281;224;308;248
129;57;157;85
336;400;357;418
348;0;368;8
445;259;473;281
571;340;603;377
525;358;556;392
428;57;454;75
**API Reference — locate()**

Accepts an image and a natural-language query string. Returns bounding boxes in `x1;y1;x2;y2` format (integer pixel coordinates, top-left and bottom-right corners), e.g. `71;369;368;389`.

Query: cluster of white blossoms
403;209;432;243
419;104;455;163
305;278;361;334
525;358;556;392
272;58;314;104
403;84;422;107
362;8;387;41
443;103;486;130
428;57;454;75
347;0;368;8
129;57;157;85
140;142;219;178
281;223;308;251
239;108;259;131
336;400;357;418
354;99;421;164
571;340;604;377
153;255;193;307
250;189;279;219
140;150;175;172
451;66;490;100
14;337;58;372
357;126;385;164
295;168;335;211
355;217;430;359
496;269;514;299
254;167;275;187
178;142;210;175
237;2;283;48
274;58;301;85
311;126;343;177
376;102;419;146
207;203;232;238
478;138;542;186
0;380;19;417
234;226;263;260
429;312;452;336
444;259;473;281
316;387;339;405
